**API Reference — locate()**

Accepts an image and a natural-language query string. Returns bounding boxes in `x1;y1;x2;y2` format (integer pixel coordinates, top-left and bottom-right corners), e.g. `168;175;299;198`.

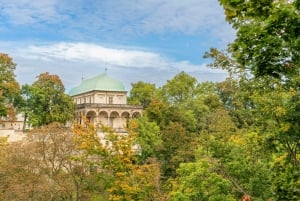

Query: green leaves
23;72;75;127
131;116;161;163
271;154;300;201
159;71;197;105
219;0;300;77
170;159;236;201
128;81;156;108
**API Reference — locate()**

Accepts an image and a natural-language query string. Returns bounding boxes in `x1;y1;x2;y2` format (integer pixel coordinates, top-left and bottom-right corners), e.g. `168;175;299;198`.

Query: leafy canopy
219;0;300;78
25;72;75;127
0;53;20;118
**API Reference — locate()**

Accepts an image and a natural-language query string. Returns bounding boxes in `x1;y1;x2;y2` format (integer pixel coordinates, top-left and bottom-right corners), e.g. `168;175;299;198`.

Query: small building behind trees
69;72;143;132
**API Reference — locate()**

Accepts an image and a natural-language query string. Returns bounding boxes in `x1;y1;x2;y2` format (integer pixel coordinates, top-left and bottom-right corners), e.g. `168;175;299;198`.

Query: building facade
69;72;142;132
0;114;28;142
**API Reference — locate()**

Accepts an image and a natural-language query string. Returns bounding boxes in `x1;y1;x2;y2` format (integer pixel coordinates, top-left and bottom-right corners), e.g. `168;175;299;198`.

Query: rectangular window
109;96;113;104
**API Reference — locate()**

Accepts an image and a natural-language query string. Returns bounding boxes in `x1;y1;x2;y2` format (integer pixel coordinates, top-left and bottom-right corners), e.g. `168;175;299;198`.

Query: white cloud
0;0;233;90
137;0;225;34
17;42;226;73
19;42;169;69
0;0;233;39
106;0;229;35
3;42;227;89
0;0;64;25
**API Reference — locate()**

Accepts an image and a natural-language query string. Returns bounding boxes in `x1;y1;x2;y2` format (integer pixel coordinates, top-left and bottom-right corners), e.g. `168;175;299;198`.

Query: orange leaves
72;119;103;153
33;72;64;92
71;117;164;200
108;158;162;201
0;53;20;118
5;105;17;121
0;53;15;64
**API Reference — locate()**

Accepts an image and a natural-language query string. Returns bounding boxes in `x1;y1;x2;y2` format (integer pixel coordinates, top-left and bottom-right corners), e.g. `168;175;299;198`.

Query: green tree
25;72;75;127
219;0;300;77
0;53;20;118
271;153;300;201
159;71;197;105
128;81;157;108
145;98;170;127
196;107;273;200
131;116;161;163
170;158;236;201
14;84;32;131
158;122;196;178
204;44;293;200
215;3;300;195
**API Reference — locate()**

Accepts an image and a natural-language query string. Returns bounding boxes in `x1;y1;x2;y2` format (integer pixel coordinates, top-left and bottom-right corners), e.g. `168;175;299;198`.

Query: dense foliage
16;72;75;128
0;69;285;200
219;0;300;78
1;2;300;199
0;53;20;119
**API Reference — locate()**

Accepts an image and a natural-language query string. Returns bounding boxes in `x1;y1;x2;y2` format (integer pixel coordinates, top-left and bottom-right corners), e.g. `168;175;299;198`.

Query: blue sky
0;0;235;92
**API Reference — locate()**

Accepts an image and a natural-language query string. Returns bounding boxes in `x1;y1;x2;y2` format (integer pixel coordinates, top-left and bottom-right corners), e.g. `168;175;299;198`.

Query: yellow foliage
273;153;288;165
72;116;103;152
0;137;7;147
229;134;245;145
275;106;286;117
279;122;291;132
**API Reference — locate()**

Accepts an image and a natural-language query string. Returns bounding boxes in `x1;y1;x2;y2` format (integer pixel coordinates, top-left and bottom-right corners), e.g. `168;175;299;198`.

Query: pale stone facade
1;114;24;131
0;114;28;142
69;72;142;132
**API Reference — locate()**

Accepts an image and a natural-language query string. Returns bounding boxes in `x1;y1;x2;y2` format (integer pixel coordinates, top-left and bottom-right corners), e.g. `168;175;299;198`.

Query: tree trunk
22;113;27;131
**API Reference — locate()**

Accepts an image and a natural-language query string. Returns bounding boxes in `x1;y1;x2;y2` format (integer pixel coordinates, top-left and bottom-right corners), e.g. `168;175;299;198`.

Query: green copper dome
69;73;126;96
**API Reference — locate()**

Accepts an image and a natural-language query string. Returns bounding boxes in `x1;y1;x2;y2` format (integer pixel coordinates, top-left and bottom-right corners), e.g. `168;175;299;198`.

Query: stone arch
132;111;141;118
99;111;109;126
86;110;97;124
109;111;120;129
77;111;86;124
121;111;130;128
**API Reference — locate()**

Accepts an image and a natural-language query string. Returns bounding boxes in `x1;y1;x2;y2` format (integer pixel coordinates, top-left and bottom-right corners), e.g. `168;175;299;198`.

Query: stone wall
0;129;26;142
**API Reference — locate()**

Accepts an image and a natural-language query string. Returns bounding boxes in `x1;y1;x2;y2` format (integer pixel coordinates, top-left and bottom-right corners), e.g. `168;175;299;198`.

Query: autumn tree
72;120;110;200
105;129;164;201
72;118;166;201
0;123;93;200
0;53;20;119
